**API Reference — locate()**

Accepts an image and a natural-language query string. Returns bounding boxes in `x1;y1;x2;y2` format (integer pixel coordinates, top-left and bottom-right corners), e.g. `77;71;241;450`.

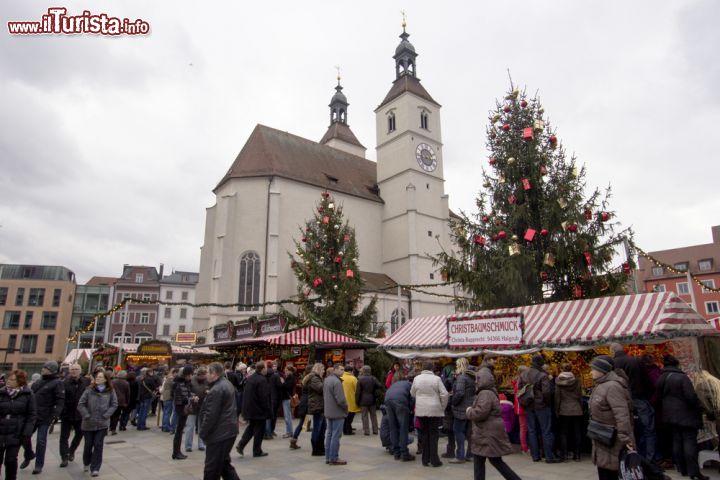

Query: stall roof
209;325;372;349
382;292;717;351
711;317;720;333
63;349;94;365
107;343;198;354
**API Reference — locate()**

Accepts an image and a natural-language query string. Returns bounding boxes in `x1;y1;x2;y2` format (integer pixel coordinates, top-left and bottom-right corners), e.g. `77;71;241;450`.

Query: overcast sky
1;1;718;284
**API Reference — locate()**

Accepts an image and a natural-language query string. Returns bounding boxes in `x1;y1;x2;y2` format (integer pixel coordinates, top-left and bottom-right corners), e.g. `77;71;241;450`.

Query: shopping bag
619;447;645;480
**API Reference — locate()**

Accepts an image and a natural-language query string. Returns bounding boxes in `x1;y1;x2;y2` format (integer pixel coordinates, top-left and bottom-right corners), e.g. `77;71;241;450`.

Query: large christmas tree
289;192;376;336
436;84;633;310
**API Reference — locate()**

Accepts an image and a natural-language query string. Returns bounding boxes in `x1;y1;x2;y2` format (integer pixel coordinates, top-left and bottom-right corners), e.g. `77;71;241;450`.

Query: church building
193;26;456;337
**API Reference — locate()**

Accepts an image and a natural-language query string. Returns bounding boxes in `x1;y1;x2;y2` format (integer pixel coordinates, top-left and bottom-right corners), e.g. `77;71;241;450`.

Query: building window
28;288;45;306
706;301;719;315
15;288;25;306
166;290;173;300
0;287;7;306
122;292;131;300
135;332;152;344
24;311;33;329
112;332;132;343
420;111;429;130
142;293;151;301
651;266;664;277
135;273;144;283
701;280;716;293
674;262;689;272
162;325;170;336
178;325;186;333
140;313;149;324
52;288;61;307
387;113;396;133
677;282;690;295
7;335;17;352
181;291;188;301
429;273;435;280
41;312;57;329
699;259;713;271
19;335;37;353
652;284;666;293
238;251;261;312
427;230;432;237
390;308;407;334
164;307;171;319
45;335;54;354
180;308;187;319
3;311;20;329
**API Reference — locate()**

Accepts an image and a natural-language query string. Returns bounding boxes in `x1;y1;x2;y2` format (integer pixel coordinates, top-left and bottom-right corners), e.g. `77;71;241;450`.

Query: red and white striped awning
711;317;720;332
382;292;716;350
269;326;362;345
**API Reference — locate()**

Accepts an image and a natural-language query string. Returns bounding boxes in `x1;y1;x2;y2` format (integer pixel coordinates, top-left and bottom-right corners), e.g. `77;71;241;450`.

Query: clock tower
375;23;454;318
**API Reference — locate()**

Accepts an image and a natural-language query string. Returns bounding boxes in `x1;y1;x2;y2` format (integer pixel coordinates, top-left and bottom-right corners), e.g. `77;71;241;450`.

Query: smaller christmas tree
289;192;376;336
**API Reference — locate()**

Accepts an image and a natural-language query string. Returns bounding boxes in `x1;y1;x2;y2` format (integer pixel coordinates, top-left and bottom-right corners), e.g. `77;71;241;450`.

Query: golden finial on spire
334;65;341;84
401;10;407;29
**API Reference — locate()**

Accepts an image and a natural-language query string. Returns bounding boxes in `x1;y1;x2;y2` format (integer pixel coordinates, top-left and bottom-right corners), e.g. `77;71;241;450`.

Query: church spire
320;69;365;156
394;13;417;79
328;67;348;125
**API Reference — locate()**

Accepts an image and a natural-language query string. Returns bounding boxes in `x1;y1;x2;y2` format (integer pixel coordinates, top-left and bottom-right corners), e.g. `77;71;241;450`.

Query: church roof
319;122;365;149
359;271;410;296
216;125;382;203
377;75;440;110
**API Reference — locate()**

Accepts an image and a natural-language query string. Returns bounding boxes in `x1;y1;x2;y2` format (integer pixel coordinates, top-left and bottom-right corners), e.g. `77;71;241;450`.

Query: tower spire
394;13;417;79
328;66;348;125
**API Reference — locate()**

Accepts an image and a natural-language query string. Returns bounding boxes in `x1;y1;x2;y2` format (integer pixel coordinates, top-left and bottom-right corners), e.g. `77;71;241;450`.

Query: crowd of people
0;345;717;480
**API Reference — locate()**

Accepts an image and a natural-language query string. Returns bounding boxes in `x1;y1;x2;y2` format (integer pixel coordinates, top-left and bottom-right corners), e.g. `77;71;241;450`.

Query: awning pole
687;271;698;311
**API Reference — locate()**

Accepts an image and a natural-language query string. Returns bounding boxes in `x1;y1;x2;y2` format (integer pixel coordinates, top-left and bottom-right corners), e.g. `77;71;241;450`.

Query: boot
289;438;301;450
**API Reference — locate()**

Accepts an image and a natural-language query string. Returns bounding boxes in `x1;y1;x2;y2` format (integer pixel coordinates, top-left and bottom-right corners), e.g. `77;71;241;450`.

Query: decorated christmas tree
289;191;376;336
436;84;634;309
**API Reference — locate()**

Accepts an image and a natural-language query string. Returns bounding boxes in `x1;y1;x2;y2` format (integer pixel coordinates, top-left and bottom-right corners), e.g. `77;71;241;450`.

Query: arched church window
238;251;261;311
420;111;429;130
390;308;407;334
388;113;396;133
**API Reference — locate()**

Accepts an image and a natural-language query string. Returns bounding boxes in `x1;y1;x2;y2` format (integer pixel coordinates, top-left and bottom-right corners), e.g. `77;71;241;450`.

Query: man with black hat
519;354;560;463
59;363;89;467
22;361;65;474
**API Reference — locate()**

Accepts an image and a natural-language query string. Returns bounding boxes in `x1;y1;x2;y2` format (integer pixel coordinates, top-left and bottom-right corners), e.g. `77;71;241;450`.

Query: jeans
673;426;700;476
136;398;152;429
59;419;83;460
293;414;306;440
33;423;50;468
453;418;470;459
184;414;206;450
418;417;441;466
173;415;188;456
237;419;265;456
82;429;106;472
386;400;410;457
633;399;656;461
325;418;344;462
162;400;176;432
526;407;556;461
282;399;293;434
311;413;326;452
361;405;379;434
203;436;240;480
473;454;522;480
0;444;20;480
558;415;583;458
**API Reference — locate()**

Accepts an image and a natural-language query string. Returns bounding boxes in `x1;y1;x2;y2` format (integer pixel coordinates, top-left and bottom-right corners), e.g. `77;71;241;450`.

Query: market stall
91;340;218;370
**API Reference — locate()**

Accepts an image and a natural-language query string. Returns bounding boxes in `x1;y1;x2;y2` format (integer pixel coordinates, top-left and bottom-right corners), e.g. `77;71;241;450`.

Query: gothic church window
420;111;429;130
238;251;261;312
390;308;407;334
387;113;396;132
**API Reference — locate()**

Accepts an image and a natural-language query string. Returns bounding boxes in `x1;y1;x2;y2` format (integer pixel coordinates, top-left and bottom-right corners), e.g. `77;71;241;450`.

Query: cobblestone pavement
22;418;720;480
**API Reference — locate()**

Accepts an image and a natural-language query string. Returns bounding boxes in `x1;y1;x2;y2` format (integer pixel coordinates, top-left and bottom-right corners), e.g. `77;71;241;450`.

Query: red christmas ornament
321;191;330;198
522;178;531;190
481;216;489;223
599;212;610;222
331;275;337;281
497;230;507;240
473;235;486;246
503;105;512;113
574;285;583;299
312;278;323;288
540;271;548;281
343;234;350;242
524;229;536;242
549;135;558;148
489;157;497;165
322;216;329;224
334;256;342;264
522;127;534;141
345;269;354;278
540;228;549;237
508;194;517;205
520;100;528;108
539;164;548;175
501;123;511;131
584;209;593;220
584;251;593;266
622;262;631;274
567;223;578;233
301;237;307;243
491;235;499;242
318;207;323;213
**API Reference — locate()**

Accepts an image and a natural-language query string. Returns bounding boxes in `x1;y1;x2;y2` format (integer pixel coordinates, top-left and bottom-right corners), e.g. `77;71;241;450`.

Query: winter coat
137;374;160;401
242;372;271;420
161;375;175;402
324;374;348;419
305;373;324;415
0;386;36;447
283;373;296;400
198;376;239;445
127;378;139;410
173;376;192;412
655;366;703;429
61;376;90;421
499;399;515;433
341;372;361;413
384;379;413;408
554;372;583;417
268;370;282;405
187;375;209;415
31;374;65;423
589;370;635;471
77;386;118;431
356;374;382;407
111;378;130;408
613;351;654;401
410;370;449;418
519;366;552;411
451;370;477;420
467;371;512;458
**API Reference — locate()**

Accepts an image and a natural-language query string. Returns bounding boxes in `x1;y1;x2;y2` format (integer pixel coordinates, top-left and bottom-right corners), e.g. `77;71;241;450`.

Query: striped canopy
711;317;720;333
269;326;361;345
382;292;716;351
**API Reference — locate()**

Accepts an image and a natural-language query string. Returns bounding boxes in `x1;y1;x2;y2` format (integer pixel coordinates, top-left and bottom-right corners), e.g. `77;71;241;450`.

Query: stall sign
214;321;236;342
175;332;197;344
448;313;524;348
136;340;172;356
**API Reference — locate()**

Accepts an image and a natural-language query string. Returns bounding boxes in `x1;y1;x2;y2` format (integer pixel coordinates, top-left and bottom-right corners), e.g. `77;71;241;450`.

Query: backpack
518;382;535;408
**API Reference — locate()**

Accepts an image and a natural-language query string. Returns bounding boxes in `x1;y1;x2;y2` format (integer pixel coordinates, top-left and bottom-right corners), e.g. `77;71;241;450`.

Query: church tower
319;74;367;157
376;22;454;318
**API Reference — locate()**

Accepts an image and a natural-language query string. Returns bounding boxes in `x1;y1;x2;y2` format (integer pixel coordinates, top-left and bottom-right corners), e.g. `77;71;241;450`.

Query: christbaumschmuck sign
448;313;524;348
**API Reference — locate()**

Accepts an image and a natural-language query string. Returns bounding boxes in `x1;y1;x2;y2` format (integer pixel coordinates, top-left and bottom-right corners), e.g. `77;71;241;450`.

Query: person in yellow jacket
341;365;361;435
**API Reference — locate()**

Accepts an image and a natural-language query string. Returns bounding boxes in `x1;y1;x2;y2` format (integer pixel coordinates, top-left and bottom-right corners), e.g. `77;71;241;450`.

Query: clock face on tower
415;143;437;172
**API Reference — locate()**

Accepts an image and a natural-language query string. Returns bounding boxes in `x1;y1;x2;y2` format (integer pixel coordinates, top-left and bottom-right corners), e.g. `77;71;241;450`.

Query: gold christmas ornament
511;234;518;241
492;114;501;122
544;253;556;267
509;243;521;256
533;119;545;131
328;203;335;209
539;107;545;114
507;157;516;165
499;175;506;184
557;198;568;209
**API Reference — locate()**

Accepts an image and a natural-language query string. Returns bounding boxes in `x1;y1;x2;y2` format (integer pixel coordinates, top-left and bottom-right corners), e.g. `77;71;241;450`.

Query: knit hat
182;366;194;376
591;355;615;375
531;354;545;369
662;354;679;367
43;361;59;374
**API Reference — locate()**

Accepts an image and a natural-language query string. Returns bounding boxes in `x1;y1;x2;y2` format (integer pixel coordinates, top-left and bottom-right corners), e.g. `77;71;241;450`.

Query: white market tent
381;292;718;359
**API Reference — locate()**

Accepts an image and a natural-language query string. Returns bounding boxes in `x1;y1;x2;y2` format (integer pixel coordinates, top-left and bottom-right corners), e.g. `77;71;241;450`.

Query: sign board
213;316;286;343
175;332;197;344
448;313;524;348
136;340;172;357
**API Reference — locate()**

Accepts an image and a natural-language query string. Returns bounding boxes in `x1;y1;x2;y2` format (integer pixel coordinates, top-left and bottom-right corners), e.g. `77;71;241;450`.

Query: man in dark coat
266;361;282;438
236;361;271;457
110;370;130;434
198;362;240;480
172;366;193;460
611;342;657;462
384;370;414;461
519;354;560;463
136;368;160;431
59;363;89;467
25;361;65;474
